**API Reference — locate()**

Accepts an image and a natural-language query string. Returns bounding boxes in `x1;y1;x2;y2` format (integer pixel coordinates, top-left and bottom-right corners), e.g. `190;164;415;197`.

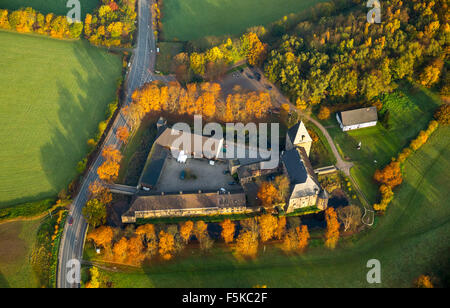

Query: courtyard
154;157;240;194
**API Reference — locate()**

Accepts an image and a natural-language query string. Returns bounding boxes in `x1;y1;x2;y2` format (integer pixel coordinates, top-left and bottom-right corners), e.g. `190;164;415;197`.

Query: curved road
57;0;164;288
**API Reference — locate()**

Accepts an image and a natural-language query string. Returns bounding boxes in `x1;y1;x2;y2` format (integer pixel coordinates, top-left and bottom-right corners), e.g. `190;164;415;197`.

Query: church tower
285;121;313;156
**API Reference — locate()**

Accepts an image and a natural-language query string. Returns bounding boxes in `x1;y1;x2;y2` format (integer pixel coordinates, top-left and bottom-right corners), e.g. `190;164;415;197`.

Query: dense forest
264;0;449;108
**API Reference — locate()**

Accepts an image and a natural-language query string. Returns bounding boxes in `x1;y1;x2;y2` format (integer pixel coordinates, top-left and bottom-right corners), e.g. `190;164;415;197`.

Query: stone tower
286;121;313;156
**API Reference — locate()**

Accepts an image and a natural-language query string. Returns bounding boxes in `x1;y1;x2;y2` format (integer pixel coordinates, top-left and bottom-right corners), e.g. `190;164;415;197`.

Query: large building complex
121;120;329;223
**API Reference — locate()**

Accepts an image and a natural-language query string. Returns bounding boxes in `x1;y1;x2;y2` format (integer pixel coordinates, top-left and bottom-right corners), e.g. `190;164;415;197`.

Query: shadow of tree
0;271;10;288
39;41;122;196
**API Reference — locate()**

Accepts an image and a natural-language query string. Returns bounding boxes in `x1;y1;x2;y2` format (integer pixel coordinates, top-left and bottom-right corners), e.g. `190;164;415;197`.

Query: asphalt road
57;0;160;288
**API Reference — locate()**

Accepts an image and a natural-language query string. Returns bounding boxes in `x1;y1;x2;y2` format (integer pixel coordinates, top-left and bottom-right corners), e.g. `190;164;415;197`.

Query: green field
161;0;327;41
0;0;98;19
91;125;450;287
0;31;122;206
322;86;442;204
0;219;41;288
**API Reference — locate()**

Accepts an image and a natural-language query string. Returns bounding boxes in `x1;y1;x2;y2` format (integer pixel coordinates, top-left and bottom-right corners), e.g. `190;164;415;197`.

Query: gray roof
155;127;223;159
128;191;247;212
338;107;378;126
287;121;312;145
281;149;308;184
140;144;168;187
287;122;301;143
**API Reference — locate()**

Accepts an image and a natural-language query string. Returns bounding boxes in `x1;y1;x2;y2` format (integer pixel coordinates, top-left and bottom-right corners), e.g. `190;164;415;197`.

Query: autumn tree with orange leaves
116;126;130;144
324;207;340;249
194;221;208;240
127;236;146;265
136;224;158;258
257;182;279;210
88;180;112;205
373;161;403;188
258;214;278;242
97;160;121;182
281;225;309;253
235;230;259;258
102;145;123;163
97;145;123;182
158;230;175;260
220;219;236;244
180;221;194;244
296;225;310;252
112;237;129;263
87;226;114;256
241;32;268;66
276;216;286;240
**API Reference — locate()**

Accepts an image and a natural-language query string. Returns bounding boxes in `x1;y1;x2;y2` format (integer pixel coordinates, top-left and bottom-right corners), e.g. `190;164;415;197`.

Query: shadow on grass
39;41;121;195
0;272;10;288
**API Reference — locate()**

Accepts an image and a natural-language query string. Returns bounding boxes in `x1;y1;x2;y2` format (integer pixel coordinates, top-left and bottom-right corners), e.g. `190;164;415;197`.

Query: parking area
154;157;239;193
219;67;287;107
220;68;260;98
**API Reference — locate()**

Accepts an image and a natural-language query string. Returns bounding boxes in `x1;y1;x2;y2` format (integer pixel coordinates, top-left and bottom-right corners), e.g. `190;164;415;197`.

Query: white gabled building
336;107;378;131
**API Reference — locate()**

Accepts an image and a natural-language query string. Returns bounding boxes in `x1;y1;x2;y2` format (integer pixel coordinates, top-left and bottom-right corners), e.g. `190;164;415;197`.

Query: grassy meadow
161;0;328;41
0;31;122;206
0;219;41;288
0;0;98;19
321;85;442;204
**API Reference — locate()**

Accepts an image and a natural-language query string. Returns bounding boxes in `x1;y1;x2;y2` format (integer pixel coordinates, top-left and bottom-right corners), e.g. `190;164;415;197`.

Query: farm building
336;107;378;131
122;191;249;222
155;126;224;159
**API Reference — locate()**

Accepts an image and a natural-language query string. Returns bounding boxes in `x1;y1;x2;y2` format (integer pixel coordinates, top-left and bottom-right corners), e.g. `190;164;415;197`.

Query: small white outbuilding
336;107;378;131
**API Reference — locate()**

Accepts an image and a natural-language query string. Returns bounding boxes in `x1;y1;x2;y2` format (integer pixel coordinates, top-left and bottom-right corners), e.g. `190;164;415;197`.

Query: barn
336;107;378;131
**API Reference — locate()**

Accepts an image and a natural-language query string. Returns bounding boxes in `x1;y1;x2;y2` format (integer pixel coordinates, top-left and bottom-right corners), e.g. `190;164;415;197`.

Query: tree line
0;1;137;48
372;104;448;212
86;208;342;266
0;7;83;39
123;81;273;130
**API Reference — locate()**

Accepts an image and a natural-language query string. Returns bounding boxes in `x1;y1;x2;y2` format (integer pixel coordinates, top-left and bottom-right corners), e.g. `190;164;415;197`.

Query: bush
317;106;331;120
374;161;403;188
434;104;450;125
77;158;88;174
